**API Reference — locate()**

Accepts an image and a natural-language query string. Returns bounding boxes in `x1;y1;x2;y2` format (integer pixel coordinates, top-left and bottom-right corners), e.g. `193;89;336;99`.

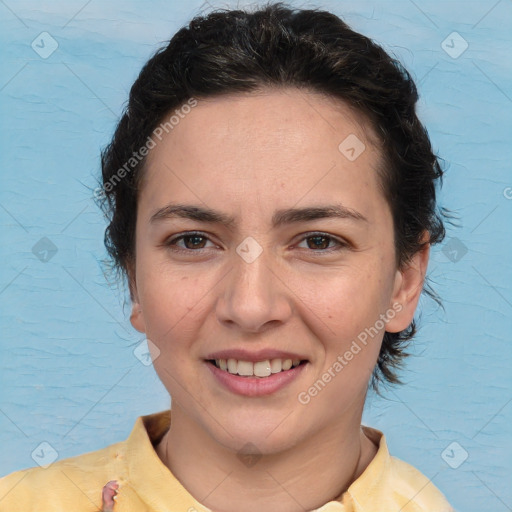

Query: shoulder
0;411;171;511
388;455;454;512
0;441;125;511
351;427;454;512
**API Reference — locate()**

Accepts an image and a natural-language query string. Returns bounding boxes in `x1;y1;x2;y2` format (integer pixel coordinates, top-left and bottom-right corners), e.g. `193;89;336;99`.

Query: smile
210;358;304;377
205;358;309;397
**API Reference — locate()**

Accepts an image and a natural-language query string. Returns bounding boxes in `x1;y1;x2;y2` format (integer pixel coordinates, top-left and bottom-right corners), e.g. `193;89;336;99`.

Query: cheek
136;257;209;349
301;274;385;400
296;261;392;382
303;264;389;330
139;272;209;394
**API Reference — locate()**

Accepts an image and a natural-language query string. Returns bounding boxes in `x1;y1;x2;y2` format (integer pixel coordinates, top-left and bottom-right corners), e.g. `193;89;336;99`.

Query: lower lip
205;361;308;397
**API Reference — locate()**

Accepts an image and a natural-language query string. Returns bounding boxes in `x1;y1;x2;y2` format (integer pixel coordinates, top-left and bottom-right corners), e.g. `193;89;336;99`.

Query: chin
211;412;308;456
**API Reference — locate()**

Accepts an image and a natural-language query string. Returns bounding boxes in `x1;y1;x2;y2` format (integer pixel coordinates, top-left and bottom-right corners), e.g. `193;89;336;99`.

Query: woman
0;3;453;511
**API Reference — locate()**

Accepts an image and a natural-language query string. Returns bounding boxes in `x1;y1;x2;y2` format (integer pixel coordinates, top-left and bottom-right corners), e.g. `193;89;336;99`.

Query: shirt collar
126;410;390;512
311;426;390;512
126;409;212;512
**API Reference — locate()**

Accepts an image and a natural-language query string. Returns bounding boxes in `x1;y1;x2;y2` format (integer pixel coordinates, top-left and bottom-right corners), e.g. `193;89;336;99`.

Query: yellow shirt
0;410;453;511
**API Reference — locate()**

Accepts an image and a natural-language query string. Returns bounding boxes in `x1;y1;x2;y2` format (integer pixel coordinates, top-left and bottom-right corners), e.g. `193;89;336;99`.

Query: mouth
204;357;309;396
206;358;308;377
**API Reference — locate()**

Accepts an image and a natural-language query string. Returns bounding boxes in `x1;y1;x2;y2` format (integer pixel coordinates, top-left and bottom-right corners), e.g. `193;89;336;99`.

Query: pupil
309;236;328;250
186;235;205;249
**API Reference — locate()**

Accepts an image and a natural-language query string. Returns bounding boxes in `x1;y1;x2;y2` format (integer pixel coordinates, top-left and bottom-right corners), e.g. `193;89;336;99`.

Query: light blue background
1;1;511;510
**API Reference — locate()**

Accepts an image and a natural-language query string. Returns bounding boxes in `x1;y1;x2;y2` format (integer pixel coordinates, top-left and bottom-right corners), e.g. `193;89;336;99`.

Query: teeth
227;358;237;373
282;359;292;371
214;358;302;377
270;359;282;373
237;360;253;376
254;360;272;377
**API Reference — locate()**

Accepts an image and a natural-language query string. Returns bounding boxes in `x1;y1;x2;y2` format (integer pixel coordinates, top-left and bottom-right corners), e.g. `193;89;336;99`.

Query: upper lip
205;348;308;362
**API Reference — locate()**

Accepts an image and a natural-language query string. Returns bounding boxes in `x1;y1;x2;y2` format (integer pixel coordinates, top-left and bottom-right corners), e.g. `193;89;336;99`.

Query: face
130;88;427;454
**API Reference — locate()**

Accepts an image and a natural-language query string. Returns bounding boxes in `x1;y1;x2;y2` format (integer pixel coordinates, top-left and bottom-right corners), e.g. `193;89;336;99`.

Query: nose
216;248;293;334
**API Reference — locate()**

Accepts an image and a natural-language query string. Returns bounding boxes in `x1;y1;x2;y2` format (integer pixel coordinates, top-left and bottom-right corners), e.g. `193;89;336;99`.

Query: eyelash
163;231;348;254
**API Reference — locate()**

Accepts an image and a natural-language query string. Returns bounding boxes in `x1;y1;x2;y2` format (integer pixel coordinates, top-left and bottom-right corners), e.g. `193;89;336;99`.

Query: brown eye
298;233;345;251
164;232;215;251
306;235;331;250
181;234;208;249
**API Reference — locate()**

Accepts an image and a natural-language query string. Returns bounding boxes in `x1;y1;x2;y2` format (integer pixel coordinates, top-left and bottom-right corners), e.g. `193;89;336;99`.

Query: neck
156;404;377;512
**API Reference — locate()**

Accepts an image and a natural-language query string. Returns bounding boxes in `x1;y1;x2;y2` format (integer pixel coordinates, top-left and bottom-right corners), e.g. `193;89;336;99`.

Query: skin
101;480;118;511
129;88;429;512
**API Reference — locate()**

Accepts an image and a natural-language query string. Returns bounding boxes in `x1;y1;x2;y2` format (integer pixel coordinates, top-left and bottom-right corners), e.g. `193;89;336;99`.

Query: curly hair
98;2;445;389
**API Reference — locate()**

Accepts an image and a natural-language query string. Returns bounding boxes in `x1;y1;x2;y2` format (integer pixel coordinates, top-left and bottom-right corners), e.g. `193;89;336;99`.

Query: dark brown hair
98;2;445;388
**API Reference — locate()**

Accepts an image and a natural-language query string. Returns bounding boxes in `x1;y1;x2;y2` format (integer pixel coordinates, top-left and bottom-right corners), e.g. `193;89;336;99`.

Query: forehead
140;88;386;222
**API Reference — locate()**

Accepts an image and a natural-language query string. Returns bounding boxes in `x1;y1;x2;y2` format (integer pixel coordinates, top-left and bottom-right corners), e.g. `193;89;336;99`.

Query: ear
127;261;146;334
385;238;430;333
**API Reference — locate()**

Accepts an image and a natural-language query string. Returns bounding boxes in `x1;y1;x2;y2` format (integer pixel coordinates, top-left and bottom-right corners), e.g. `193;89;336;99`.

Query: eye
296;232;347;252
164;231;216;251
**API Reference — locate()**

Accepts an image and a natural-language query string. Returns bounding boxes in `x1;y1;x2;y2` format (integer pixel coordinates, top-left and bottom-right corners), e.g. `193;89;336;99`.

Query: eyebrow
150;203;367;229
